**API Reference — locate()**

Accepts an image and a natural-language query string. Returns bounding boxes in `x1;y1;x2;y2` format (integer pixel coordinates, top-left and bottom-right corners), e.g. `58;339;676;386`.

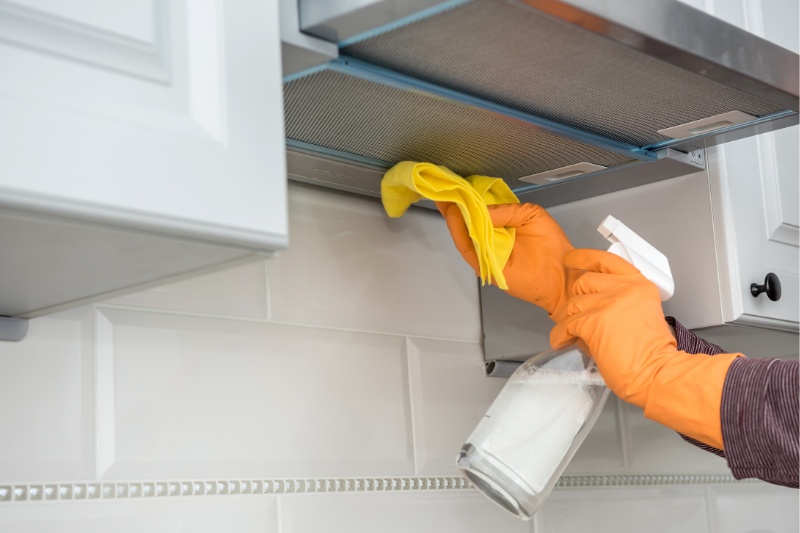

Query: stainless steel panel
523;0;799;111
286;147;386;198
301;0;797;111
339;0;791;146
280;0;337;75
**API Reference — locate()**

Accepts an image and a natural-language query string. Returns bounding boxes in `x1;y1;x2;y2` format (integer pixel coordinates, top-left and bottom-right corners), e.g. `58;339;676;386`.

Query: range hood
282;0;798;206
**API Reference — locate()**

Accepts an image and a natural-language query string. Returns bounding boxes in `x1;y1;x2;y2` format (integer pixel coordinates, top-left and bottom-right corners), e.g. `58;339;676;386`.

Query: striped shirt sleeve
722;357;799;488
666;317;799;488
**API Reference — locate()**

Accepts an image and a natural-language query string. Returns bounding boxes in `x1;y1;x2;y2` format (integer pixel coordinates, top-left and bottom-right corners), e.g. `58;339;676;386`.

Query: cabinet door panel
716;133;799;328
6;0;156;42
0;0;287;249
758;0;800;248
0;0;166;81
763;126;799;246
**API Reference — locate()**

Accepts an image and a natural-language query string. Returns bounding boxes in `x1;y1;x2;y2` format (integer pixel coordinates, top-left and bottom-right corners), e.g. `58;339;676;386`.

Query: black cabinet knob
750;273;781;302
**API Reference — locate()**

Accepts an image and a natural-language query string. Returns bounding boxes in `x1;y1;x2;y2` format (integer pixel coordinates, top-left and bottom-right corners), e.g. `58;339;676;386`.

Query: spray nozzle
598;215;674;301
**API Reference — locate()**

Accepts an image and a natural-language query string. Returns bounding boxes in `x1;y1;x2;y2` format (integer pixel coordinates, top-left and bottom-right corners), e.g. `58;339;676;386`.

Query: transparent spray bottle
457;215;674;520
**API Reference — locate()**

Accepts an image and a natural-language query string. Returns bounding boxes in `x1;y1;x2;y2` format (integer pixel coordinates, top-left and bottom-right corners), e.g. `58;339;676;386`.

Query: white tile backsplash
277;492;530;533
267;184;482;341
624;404;730;475
406;337;504;475
0;184;793;533
103;259;268;320
0;496;278;532
0;308;94;482
709;484;800;533
98;307;414;480
536;487;711;533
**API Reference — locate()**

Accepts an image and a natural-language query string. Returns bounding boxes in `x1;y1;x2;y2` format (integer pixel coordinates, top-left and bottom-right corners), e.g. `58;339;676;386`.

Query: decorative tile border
0;477;469;503
556;474;757;488
0;474;754;503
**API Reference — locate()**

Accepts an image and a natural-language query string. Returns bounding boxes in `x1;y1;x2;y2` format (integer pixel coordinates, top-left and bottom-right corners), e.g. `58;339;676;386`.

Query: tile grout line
93;304;272;325
264;258;272;322
92;303;485;345
276;494;284;533
616;397;632;472
704;485;719;533
91;307;100;481
405;337;422;476
92;309;116;480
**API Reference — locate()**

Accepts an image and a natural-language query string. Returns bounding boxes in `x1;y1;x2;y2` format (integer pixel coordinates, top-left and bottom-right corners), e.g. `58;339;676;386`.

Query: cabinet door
703;0;799;329
0;0;287;250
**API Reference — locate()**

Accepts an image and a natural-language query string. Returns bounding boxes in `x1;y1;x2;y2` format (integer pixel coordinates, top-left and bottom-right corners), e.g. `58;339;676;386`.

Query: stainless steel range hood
282;0;798;206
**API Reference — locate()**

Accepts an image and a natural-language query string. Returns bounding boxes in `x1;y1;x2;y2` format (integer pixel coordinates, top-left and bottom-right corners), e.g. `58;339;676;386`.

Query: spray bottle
456;215;674;520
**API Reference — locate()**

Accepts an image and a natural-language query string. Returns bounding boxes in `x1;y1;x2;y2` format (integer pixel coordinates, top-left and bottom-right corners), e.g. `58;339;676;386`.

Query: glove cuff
643;351;742;450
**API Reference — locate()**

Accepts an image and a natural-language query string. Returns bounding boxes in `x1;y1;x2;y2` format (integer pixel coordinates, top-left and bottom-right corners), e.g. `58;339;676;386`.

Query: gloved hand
436;202;575;318
550;248;742;449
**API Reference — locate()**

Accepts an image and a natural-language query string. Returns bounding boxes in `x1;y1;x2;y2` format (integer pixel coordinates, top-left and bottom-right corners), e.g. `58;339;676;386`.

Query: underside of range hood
284;0;799;206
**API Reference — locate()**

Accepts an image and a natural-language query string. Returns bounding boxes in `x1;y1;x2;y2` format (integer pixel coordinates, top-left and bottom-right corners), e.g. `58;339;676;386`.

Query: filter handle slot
518;162;607;185
657;111;757;139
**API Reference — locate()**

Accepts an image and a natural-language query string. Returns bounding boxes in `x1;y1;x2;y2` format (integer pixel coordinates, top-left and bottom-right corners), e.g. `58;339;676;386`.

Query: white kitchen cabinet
683;0;799;346
0;0;287;335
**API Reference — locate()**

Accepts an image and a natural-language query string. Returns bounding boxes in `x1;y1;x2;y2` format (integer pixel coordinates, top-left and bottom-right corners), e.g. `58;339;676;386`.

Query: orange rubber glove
550;249;742;449
436;202;576;319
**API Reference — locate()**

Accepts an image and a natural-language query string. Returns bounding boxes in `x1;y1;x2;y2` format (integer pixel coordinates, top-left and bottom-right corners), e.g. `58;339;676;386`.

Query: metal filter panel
341;0;786;147
284;69;636;188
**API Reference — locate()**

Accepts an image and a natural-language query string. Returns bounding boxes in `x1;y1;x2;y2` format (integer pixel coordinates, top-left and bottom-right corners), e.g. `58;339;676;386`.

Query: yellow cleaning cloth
381;161;519;289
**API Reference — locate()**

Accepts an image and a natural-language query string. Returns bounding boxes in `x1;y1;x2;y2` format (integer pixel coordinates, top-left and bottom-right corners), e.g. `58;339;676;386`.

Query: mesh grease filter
284;70;635;188
341;0;784;146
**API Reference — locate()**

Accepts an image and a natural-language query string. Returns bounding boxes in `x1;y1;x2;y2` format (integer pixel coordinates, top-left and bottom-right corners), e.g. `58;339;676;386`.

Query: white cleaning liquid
457;343;608;519
475;368;600;492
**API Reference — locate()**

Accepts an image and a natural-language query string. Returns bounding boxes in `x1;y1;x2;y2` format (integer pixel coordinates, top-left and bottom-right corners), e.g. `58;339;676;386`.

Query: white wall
0;183;795;532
